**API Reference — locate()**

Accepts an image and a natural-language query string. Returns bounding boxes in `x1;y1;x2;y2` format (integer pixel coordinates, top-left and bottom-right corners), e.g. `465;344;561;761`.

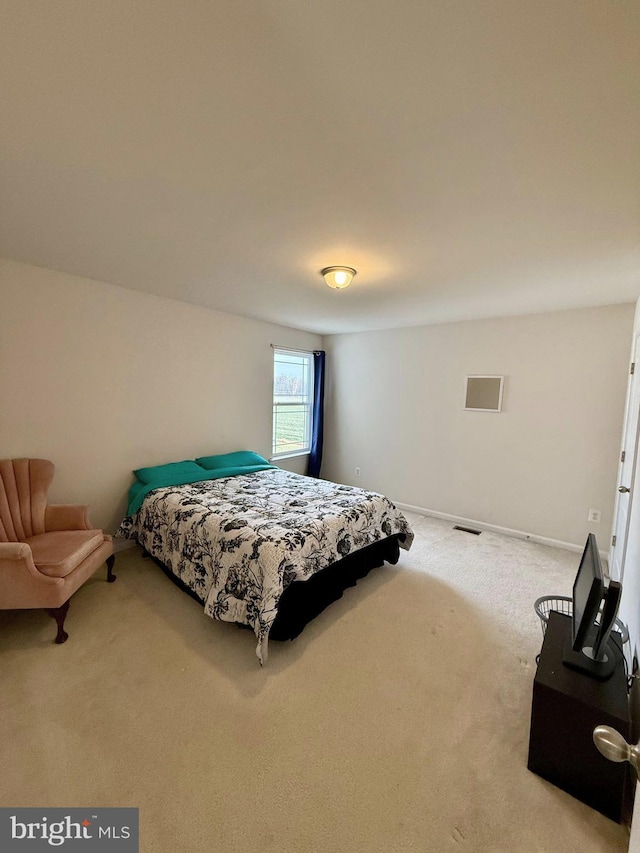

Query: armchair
0;458;115;643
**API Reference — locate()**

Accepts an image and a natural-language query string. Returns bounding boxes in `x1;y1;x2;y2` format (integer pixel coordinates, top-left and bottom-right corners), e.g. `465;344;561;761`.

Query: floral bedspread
117;468;413;663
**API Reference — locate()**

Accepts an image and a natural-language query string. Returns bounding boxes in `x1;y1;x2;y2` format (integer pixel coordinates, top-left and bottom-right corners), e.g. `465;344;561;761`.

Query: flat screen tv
562;533;623;680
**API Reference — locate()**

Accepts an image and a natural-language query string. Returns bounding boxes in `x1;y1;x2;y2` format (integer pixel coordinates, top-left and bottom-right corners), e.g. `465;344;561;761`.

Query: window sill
270;451;310;462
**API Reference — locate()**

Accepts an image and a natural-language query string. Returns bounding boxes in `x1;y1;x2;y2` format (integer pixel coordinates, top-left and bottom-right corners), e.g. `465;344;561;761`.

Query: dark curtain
307;350;325;478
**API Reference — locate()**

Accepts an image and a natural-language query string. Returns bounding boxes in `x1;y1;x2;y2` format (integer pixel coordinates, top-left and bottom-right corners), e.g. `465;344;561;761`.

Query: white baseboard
394;501;585;555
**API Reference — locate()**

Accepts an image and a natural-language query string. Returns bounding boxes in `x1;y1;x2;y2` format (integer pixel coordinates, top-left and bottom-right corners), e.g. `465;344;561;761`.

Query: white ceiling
1;1;639;335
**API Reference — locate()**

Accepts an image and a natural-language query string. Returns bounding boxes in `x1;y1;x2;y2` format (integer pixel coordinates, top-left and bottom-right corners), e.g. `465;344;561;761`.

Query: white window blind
272;348;314;458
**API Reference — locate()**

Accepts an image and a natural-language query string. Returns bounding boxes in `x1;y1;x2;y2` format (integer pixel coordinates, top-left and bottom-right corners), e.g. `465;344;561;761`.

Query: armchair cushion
25;529;105;578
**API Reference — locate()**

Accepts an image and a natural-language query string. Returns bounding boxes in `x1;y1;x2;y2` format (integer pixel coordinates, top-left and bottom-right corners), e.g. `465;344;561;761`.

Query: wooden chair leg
46;600;70;644
106;554;116;583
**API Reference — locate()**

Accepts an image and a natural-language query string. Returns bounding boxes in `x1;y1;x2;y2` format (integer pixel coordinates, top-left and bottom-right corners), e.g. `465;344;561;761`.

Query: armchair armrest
0;541;57;584
0;541;33;562
0;541;61;609
45;504;92;531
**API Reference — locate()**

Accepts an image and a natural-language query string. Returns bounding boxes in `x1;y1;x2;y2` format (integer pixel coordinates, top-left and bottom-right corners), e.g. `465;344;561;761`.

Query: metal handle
618;486;630;493
593;726;640;779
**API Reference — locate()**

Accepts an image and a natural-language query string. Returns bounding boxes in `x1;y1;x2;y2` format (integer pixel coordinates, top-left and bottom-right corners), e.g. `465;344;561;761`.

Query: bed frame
142;534;402;642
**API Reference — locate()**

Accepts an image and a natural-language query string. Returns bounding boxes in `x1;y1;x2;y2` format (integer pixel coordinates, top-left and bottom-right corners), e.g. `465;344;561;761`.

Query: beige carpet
0;514;630;852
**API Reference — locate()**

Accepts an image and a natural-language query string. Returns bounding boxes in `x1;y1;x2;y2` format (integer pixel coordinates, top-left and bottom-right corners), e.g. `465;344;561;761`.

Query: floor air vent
453;525;482;535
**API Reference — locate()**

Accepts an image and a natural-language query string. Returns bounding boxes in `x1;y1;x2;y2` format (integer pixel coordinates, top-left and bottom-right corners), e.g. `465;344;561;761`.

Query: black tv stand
562;637;617;680
528;611;631;822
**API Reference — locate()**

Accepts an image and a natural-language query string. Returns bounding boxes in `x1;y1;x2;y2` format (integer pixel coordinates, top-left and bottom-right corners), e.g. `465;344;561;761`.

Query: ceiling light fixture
321;266;357;290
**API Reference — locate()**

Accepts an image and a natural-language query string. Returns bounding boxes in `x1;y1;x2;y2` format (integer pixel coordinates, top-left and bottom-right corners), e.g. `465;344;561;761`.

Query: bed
117;457;413;663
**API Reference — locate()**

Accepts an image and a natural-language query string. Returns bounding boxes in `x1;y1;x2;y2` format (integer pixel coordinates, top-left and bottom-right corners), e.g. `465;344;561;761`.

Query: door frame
609;333;640;584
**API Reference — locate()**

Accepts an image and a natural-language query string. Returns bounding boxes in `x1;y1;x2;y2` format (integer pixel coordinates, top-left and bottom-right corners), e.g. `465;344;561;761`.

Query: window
272;348;314;458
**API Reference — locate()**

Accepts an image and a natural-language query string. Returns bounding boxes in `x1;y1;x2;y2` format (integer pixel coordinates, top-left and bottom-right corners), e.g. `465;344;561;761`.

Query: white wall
322;304;634;548
0;257;320;532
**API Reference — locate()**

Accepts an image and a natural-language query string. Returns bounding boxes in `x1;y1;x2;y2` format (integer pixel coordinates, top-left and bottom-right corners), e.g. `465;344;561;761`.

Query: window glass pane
273;405;308;455
274;353;311;404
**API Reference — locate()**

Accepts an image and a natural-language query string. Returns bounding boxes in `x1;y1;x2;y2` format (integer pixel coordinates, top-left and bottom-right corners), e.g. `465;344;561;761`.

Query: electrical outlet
588;508;601;523
355;467;361;477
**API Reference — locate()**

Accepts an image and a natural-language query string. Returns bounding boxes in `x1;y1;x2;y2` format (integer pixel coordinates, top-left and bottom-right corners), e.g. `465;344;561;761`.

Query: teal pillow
195;450;269;470
134;460;206;485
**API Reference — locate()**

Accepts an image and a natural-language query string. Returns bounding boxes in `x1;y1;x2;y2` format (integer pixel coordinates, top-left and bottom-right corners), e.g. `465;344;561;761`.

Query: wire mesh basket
534;595;629;646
